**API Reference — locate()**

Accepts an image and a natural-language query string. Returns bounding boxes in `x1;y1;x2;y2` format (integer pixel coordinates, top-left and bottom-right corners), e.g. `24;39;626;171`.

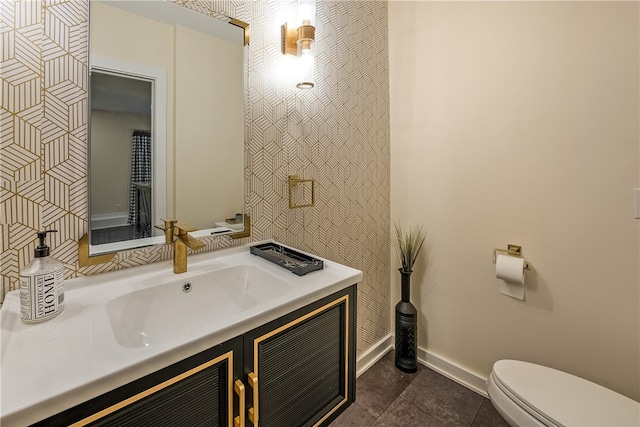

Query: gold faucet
156;219;206;274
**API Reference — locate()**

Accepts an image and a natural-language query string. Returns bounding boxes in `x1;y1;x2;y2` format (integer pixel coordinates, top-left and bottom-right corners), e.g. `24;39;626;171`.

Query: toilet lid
492;360;640;427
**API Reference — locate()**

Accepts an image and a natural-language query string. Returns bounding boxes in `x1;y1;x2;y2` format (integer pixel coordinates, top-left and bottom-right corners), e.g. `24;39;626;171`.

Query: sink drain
182;282;192;293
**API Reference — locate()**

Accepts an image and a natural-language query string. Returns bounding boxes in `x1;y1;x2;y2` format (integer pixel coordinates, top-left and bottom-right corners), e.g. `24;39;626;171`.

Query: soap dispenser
19;229;65;323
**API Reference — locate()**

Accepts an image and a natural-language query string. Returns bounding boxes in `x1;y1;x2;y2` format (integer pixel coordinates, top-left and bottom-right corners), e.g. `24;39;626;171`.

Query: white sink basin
107;264;292;347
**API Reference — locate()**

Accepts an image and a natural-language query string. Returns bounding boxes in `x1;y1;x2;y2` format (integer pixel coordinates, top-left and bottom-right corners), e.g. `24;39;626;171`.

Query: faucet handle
155;219;177;244
173;222;205;251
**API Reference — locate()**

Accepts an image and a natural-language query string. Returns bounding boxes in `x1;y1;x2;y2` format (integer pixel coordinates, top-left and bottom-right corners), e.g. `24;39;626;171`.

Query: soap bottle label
20;268;64;322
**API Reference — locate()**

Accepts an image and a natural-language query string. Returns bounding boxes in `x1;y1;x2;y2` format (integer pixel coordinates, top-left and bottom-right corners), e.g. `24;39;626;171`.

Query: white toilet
487;359;640;427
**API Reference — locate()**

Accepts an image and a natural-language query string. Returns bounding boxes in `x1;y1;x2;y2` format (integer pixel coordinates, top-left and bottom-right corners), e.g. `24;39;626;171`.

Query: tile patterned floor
330;351;510;427
90;224;147;245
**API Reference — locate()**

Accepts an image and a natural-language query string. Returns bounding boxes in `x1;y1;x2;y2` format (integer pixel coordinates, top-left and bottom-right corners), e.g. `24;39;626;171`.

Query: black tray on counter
250;243;324;276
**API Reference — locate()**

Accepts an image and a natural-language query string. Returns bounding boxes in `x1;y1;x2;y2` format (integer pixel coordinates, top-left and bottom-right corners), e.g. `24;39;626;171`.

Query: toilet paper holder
492;244;530;270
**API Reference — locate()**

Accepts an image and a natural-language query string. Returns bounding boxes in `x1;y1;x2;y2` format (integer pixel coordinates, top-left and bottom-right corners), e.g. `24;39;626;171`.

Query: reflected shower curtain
128;130;152;225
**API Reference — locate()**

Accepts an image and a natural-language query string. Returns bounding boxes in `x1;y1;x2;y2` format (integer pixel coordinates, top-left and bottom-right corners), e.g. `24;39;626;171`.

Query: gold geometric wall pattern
0;0;391;358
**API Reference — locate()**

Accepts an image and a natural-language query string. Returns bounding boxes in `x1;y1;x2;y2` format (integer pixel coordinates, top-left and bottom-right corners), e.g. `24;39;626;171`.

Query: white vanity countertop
0;241;362;425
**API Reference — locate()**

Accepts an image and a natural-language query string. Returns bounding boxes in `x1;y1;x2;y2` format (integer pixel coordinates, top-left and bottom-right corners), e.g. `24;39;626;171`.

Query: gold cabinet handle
247;372;258;425
234;379;245;427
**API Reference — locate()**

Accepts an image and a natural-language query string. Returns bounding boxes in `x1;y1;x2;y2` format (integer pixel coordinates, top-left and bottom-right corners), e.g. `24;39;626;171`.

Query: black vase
395;268;417;373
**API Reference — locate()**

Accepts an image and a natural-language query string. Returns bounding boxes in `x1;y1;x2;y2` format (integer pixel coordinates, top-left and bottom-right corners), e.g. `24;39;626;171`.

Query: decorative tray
250;243;324;276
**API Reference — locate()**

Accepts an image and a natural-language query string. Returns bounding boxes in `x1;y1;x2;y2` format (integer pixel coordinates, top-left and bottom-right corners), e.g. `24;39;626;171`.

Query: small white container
19;230;65;323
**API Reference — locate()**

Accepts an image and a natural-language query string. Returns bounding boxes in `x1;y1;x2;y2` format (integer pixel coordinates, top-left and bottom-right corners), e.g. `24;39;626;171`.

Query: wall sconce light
281;0;316;89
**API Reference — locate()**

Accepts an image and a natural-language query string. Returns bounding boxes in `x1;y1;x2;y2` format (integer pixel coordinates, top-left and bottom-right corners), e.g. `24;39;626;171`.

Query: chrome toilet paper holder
492;244;530;270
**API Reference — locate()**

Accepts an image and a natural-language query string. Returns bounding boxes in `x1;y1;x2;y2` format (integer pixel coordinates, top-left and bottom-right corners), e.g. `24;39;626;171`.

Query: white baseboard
356;334;393;377
356;335;488;398
418;347;488;398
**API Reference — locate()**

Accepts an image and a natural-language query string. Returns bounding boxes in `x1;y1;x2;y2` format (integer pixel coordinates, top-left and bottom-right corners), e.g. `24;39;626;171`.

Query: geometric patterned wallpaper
0;0;390;357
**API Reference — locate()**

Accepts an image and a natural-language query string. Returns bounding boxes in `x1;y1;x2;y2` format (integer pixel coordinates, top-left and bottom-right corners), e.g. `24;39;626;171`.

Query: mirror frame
84;0;250;261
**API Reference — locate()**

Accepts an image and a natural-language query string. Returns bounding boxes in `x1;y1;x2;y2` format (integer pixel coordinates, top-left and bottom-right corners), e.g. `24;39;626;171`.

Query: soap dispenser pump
19;229;65;323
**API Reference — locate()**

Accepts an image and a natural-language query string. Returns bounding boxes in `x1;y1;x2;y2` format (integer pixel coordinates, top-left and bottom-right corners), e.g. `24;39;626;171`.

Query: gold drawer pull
247;372;258;425
234;379;245;427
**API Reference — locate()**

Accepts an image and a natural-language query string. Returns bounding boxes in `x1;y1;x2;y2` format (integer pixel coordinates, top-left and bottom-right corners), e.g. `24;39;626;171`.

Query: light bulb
296;46;314;89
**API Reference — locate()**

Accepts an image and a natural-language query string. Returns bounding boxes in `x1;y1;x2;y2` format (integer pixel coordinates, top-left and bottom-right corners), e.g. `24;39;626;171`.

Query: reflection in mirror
88;0;247;256
90;71;154;245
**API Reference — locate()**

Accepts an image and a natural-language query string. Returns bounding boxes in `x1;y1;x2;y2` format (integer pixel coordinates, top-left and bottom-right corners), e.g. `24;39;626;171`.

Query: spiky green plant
395;222;426;272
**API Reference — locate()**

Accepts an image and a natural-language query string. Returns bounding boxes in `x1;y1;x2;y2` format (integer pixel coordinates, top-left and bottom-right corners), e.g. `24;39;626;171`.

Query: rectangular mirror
88;0;247;256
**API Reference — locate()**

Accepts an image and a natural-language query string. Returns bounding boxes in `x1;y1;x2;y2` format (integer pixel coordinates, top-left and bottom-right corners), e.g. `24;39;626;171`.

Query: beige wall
90;110;151;216
174;25;244;226
390;1;639;400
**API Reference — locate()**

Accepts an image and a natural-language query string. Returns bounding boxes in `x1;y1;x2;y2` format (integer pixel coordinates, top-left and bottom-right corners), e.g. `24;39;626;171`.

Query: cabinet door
243;286;356;427
34;337;243;427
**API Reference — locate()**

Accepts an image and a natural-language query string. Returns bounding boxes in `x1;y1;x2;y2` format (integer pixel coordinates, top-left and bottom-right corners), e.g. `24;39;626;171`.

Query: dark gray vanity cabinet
244;289;356;427
33;286;355;427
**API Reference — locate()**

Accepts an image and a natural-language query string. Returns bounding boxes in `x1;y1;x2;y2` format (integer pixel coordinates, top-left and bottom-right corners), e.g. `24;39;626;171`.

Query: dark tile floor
90;224;149;245
330;351;510;427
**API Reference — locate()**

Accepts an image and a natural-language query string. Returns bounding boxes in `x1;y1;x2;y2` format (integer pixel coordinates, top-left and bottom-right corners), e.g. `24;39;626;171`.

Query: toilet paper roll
495;254;526;300
495;254;525;284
